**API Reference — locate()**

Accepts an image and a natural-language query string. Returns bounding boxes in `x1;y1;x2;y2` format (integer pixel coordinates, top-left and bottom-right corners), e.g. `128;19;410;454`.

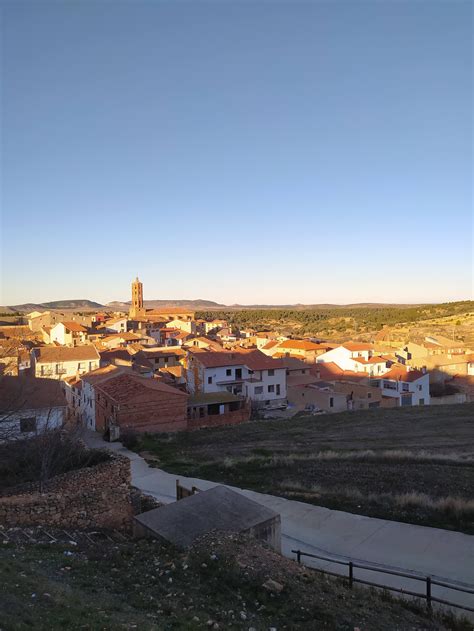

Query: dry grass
394;492;474;517
218;450;474;471
267;450;474;466
277;480;474;520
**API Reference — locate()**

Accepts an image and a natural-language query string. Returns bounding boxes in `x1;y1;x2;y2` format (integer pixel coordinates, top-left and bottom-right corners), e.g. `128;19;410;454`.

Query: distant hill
7;299;104;313
106;299;226;310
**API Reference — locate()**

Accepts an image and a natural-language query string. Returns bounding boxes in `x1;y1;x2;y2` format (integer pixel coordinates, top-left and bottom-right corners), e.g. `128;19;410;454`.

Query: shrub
0;432;110;492
121;430;139;450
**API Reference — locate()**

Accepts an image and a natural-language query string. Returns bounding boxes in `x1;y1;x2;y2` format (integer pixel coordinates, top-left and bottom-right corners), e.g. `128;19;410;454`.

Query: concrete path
84;431;474;614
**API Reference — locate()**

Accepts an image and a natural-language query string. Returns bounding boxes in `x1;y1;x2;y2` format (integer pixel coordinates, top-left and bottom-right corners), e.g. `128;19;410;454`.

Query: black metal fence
292;549;474;614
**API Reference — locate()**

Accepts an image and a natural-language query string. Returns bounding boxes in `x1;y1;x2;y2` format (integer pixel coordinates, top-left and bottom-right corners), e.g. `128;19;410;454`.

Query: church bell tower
129;276;145;319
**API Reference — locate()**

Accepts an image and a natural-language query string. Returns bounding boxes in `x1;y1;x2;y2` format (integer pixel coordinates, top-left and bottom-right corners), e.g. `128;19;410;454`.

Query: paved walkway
84;431;474;614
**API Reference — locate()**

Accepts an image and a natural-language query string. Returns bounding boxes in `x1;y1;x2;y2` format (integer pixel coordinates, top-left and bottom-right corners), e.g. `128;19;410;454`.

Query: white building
103;316;128;333
0;376;68;440
369;366;430;406
186;350;287;409
78;365;124;430
31;345;100;380
316;343;394;377
50;321;88;346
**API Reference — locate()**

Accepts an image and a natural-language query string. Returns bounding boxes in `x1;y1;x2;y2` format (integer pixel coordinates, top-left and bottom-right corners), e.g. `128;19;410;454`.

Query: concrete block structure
133;485;281;552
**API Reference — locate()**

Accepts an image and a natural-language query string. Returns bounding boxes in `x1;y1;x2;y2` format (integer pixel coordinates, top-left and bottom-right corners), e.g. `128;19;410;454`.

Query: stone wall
0;453;132;530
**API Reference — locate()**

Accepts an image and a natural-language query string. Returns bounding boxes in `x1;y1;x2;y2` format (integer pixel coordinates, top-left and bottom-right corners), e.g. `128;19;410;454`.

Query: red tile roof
33;345;100;363
278;340;327;351
341;342;374;351
0;376;67;411
81;364;126;384
380;366;426;382
61;321;88;333
262;340;279;350
96;373;188;402
353;356;388;365
310;362;368;382
193;350;285;371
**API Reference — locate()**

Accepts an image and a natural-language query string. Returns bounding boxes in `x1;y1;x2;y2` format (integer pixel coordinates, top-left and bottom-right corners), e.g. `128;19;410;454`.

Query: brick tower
129;276;145;319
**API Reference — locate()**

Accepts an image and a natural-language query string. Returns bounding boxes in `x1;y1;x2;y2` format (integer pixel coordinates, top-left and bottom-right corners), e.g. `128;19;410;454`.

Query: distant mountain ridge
3;299;465;314
6;299;104;313
106;299;226;310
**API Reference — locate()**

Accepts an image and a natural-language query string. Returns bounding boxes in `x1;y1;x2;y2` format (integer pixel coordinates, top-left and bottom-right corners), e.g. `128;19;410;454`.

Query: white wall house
0;376;67;440
369;367;430;406
31;345;100;380
103;317;128;333
79;365;123;431
316;344;393;377
186;350;287;409
50;321;88;346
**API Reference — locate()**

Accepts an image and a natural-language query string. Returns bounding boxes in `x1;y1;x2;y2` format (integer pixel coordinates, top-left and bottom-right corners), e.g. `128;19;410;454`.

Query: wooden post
426;576;432;611
349;562;354;588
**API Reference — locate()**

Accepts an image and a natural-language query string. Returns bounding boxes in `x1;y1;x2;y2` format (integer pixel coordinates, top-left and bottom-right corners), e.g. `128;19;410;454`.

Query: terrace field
133;404;474;533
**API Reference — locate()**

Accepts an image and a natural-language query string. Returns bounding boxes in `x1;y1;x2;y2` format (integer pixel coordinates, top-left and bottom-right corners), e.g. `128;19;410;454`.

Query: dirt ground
135;405;474;532
0;529;469;630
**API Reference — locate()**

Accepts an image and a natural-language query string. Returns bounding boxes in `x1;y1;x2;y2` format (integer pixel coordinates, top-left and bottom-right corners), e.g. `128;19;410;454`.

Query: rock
262;579;284;593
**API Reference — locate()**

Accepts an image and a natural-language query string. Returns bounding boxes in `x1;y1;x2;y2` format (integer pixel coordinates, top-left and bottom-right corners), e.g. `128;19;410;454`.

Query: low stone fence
0;453;132;531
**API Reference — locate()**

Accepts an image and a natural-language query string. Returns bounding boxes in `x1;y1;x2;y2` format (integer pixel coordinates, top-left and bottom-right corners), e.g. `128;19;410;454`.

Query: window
276;384;280;396
226;369;232;376
368;393;372;399
329;397;334;408
208;376;213;384
419;398;425;405
268;385;275;393
418;385;422;391
255;386;263;394
268;369;275;376
20;417;36;433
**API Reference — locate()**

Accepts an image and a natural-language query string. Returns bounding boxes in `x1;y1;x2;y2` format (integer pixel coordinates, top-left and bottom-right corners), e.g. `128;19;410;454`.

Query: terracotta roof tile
33;345;100;363
193;350;285;371
61;321;88;333
96;373;188;402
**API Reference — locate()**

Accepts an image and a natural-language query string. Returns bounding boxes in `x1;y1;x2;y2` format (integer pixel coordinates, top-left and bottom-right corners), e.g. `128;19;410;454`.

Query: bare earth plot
134;404;474;533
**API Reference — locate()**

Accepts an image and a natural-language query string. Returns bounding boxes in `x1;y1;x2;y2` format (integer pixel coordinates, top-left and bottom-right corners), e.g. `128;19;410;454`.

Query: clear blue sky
1;0;472;306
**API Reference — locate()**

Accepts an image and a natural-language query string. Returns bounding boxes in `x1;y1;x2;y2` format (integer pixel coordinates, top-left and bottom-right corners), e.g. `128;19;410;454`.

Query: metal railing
292;549;474;614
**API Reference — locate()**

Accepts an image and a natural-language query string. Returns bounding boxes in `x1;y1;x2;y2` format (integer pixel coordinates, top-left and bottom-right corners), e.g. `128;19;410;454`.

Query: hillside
106;299;226;310
0;531;464;630
8;300;103;312
196;301;474;337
